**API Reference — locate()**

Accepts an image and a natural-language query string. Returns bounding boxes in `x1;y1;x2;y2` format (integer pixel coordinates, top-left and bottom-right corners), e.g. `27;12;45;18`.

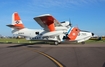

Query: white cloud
27;0;104;9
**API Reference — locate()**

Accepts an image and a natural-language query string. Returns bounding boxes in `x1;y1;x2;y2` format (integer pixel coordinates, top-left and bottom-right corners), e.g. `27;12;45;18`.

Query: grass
0;38;105;44
85;39;105;43
0;38;36;44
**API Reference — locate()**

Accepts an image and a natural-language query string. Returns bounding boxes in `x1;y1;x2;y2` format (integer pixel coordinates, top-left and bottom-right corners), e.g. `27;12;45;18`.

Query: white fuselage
75;31;92;42
12;27;92;43
12;28;65;42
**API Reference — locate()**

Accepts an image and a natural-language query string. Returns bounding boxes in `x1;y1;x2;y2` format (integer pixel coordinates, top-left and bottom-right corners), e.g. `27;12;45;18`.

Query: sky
0;0;105;36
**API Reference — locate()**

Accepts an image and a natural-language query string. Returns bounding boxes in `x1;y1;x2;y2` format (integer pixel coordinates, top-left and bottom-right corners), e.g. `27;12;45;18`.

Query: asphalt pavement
0;43;105;67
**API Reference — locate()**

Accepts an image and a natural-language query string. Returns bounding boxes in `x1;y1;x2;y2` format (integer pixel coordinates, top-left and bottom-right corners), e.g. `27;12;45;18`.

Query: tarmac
0;43;105;67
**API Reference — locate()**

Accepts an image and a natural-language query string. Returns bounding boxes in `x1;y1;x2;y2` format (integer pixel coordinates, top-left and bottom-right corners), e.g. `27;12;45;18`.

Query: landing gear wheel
81;42;85;44
54;41;58;45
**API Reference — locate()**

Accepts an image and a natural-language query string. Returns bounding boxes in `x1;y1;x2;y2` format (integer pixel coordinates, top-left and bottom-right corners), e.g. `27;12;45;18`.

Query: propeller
69;18;72;27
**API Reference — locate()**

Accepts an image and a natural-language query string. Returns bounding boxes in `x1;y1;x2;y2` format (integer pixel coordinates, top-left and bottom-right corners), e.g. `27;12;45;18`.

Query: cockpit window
35;32;39;35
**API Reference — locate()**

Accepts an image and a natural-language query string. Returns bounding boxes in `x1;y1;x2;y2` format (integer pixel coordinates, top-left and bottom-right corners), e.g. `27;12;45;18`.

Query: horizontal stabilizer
6;12;25;30
6;24;24;29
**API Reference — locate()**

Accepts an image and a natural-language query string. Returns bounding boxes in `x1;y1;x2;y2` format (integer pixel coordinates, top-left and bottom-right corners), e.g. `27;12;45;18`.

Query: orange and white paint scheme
34;14;61;32
7;12;94;45
34;15;55;32
7;12;24;29
67;27;80;40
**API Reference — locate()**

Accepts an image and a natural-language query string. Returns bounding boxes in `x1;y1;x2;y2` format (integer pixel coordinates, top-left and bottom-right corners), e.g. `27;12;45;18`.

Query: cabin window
35;32;39;35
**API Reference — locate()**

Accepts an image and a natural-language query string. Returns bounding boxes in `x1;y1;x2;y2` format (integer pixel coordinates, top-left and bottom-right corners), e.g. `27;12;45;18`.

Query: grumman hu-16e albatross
7;12;94;45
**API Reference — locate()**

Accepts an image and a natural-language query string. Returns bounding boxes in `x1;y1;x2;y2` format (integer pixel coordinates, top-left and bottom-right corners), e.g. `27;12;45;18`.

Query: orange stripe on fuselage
67;27;80;40
40;16;55;32
14;12;21;21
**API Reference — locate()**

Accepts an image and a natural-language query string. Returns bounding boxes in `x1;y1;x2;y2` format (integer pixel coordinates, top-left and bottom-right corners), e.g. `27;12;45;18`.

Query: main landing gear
81;42;85;44
54;41;59;45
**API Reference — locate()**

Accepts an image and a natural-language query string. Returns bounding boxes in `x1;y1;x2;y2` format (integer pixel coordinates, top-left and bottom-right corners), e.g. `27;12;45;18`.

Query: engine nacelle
61;21;70;27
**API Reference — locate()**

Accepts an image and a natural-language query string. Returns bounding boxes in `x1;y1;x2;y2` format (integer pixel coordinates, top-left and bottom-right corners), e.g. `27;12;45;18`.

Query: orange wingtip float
67;27;80;40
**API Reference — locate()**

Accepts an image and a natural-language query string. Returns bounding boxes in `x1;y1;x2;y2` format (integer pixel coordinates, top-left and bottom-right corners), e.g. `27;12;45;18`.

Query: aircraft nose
91;33;94;36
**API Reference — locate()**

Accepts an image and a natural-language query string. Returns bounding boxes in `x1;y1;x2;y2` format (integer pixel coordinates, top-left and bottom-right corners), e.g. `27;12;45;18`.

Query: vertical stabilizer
7;12;25;30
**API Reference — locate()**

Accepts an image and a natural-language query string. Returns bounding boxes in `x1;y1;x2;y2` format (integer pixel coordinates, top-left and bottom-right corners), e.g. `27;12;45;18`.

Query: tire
81;42;85;44
54;41;58;45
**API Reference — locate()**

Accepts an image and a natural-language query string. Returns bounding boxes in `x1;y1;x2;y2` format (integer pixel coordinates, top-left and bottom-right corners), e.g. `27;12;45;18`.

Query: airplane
6;12;94;45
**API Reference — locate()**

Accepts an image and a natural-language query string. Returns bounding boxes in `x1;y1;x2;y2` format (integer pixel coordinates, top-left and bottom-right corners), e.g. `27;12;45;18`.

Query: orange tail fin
7;12;25;29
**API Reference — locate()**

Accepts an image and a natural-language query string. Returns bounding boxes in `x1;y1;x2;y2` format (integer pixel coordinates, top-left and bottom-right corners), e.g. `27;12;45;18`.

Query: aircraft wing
34;14;62;32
